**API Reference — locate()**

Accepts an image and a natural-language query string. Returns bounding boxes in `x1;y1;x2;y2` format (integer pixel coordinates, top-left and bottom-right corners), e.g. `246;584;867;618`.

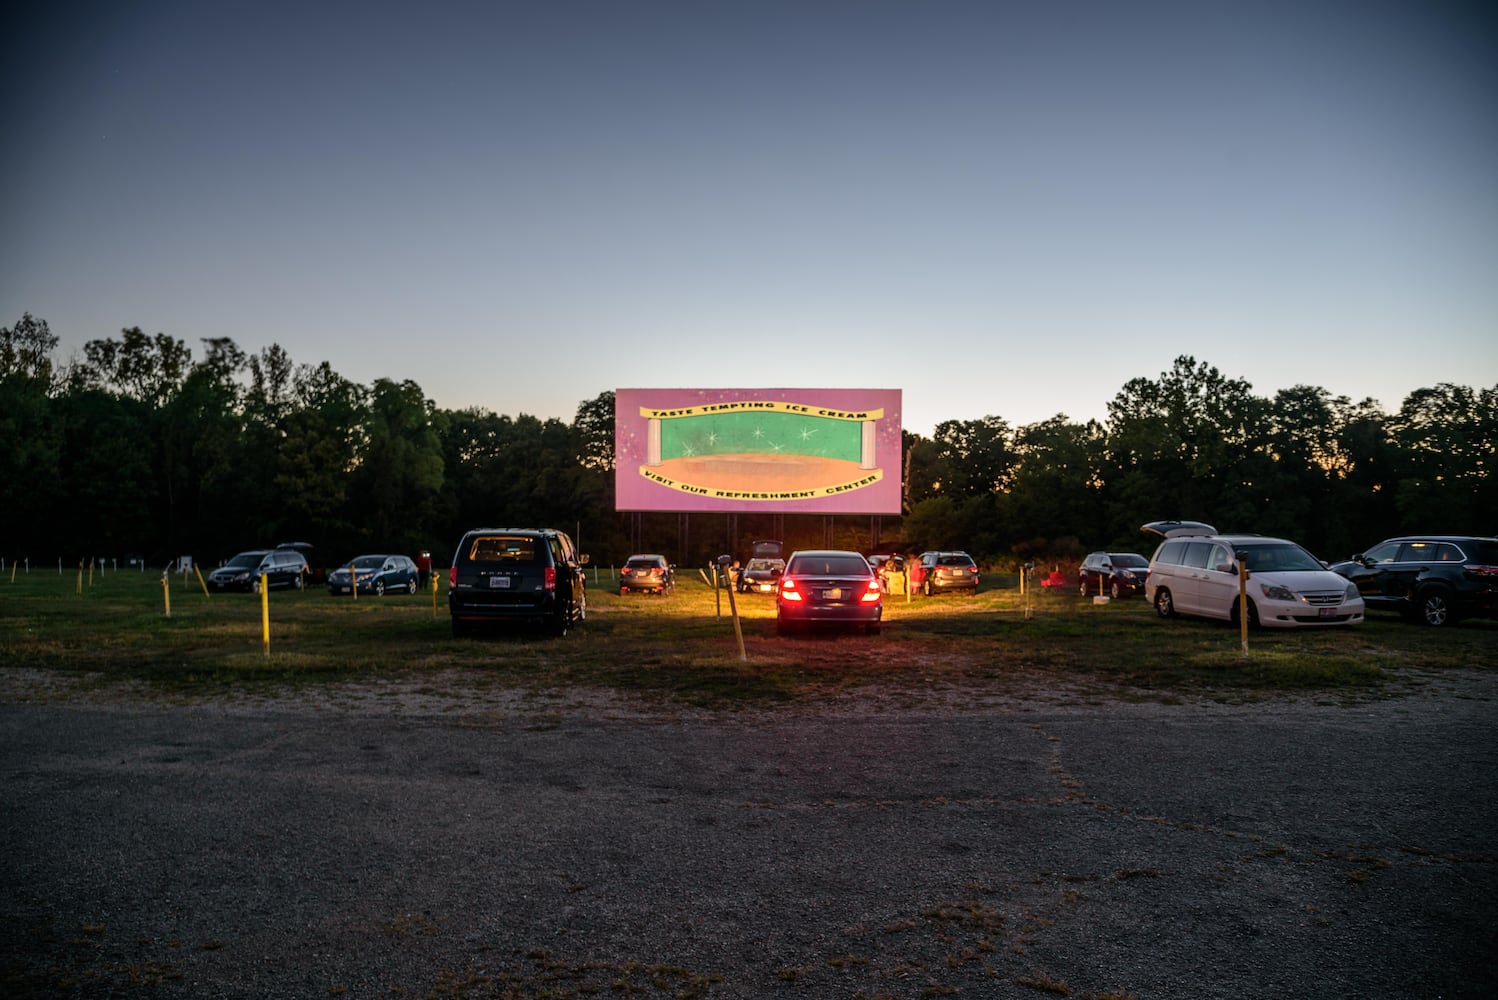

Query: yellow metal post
261;573;270;657
1238;560;1250;657
162;572;171;617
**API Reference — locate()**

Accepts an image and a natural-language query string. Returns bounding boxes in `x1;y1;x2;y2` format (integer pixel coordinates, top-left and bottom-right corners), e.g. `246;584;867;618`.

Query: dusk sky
4;1;1495;436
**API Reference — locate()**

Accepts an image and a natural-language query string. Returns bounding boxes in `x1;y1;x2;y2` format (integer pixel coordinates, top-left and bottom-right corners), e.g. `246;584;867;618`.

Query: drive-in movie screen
614;388;902;514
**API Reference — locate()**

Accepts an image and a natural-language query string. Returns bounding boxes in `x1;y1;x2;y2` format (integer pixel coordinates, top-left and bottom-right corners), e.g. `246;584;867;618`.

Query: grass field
1;566;1493;706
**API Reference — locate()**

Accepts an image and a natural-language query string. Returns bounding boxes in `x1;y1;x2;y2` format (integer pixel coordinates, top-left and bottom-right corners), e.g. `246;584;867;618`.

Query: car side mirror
1215;562;1237;575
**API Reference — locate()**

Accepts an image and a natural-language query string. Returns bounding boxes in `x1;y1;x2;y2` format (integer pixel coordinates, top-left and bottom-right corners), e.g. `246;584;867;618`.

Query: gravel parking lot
3;670;1496;999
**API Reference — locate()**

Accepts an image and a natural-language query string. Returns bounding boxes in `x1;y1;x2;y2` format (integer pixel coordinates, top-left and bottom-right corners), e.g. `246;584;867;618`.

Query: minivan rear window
465;536;539;563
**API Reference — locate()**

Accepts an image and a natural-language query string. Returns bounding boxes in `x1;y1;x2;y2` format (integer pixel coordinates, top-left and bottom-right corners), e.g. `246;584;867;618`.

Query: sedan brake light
861;578;881;603
780;577;804;602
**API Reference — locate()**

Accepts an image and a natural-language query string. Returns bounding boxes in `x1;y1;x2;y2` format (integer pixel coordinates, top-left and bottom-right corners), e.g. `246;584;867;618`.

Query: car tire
865;622;881;635
1154;588;1175;618
294;574;303;590
776;618;792;636
1414;587;1452;627
374;579;385;597
1230;597;1261;629
451;617;469;638
923;579;933;597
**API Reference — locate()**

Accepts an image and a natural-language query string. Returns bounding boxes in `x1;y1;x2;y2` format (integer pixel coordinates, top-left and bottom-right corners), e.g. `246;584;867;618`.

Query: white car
1141;521;1364;628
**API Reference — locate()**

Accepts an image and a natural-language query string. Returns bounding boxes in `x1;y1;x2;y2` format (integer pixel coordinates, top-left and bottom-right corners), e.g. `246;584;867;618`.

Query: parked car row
1138;522;1498;629
206;545;430;598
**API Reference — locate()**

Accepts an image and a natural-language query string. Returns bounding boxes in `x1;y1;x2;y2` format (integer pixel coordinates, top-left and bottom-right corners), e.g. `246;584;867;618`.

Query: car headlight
1345;583;1360;602
1258;582;1298;602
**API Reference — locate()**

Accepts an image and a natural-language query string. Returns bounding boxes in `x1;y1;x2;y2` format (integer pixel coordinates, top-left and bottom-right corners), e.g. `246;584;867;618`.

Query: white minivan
1142;521;1364;628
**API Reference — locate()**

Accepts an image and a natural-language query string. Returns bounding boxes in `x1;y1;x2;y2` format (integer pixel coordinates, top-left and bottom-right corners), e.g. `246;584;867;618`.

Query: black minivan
448;528;588;636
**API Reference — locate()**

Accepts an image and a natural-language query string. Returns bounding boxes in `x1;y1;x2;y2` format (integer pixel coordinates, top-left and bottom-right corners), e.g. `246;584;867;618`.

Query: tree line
3;313;1493;571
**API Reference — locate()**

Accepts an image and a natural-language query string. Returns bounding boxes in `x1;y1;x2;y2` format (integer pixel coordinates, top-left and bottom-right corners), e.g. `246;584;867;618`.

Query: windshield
1112;554;1149;568
350;556;384;569
225;552;263;569
1238;543;1324;573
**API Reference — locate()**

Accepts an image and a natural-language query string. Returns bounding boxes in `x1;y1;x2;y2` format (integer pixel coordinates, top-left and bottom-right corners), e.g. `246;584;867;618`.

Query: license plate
1319;606;1336;617
822;587;843;600
490;576;511;589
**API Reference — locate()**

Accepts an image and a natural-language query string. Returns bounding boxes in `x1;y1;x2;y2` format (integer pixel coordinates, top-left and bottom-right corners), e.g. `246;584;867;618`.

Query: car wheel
294;574;303;590
374;579;385;597
1415;587;1451;627
252;578;262;595
1154;588;1175;618
865;622;881;635
776;618;792;636
923;579;933;597
407;578;417;594
1230;597;1262;629
451;617;469;638
1110;580;1121;600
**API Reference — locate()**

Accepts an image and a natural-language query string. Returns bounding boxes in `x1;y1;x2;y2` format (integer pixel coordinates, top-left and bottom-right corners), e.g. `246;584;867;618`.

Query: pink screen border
614;388;903;514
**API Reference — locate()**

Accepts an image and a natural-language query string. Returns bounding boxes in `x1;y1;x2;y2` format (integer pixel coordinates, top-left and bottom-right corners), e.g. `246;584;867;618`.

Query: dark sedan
775;549;883;635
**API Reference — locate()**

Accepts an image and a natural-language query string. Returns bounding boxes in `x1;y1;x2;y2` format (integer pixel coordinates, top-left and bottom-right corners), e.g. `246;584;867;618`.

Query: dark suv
1330;536;1498;626
448;528;588;636
206;548;309;593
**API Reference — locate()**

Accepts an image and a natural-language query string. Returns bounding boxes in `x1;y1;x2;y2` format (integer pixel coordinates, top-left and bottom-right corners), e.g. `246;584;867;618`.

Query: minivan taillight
544;566;557;591
449;566;457;588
